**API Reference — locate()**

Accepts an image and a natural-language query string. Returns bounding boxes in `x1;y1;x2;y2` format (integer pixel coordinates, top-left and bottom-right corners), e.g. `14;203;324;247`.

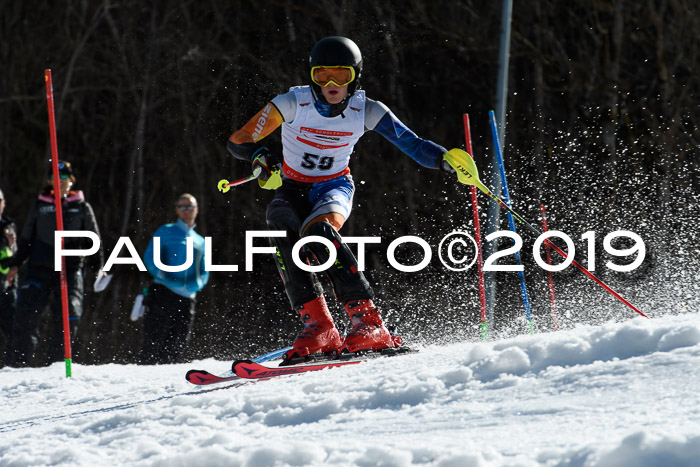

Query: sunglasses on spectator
50;174;70;180
176;205;197;211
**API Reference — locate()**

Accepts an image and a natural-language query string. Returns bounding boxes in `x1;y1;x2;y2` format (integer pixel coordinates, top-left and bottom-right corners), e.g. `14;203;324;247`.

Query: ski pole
462;114;488;341
443;148;648;319
217;167;262;193
540;204;559;330
488;111;534;334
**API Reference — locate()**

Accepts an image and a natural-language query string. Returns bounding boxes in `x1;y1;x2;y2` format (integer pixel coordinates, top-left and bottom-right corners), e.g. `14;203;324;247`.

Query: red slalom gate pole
45;69;72;378
449;147;647;318
540;204;559;331
463;114;488;341
481;183;647;318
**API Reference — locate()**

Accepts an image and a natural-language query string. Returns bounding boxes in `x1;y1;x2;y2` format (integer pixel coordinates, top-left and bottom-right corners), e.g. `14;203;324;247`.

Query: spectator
140;193;209;364
4;161;104;367
0;188;18;352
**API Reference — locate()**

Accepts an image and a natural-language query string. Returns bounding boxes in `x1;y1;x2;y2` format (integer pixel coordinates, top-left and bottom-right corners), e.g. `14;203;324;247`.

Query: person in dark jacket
3;161;104;367
0;188;18;350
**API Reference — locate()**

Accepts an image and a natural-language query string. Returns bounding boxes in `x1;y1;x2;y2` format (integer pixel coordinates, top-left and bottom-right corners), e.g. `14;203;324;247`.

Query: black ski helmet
309;36;363;96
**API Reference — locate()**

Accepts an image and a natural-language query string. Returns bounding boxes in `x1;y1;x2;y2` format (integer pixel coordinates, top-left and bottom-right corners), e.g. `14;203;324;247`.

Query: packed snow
2;310;700;466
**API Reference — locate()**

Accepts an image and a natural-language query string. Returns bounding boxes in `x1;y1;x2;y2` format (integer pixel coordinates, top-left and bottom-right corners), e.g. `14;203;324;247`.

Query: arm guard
227;102;284;161
372;111;447;169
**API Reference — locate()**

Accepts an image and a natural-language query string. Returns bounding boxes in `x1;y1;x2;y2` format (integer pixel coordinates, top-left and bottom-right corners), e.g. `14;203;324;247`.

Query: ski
185;369;239;386
280;345;416;366
185;346;291;386
232;359;361;379
232;346;418;380
186;346;418;386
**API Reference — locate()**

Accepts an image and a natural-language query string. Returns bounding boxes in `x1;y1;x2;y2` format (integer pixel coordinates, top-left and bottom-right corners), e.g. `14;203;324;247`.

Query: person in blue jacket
140;193;209;364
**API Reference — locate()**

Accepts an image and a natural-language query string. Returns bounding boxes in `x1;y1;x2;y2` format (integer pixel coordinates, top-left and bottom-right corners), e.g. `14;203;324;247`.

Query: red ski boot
283;295;341;363
341;299;401;353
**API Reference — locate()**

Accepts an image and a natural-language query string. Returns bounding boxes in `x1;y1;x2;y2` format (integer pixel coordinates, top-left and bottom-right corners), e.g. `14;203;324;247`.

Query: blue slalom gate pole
488;110;534;334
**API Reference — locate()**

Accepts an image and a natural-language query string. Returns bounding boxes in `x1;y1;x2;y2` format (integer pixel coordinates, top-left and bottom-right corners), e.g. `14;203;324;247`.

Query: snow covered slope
2;311;699;466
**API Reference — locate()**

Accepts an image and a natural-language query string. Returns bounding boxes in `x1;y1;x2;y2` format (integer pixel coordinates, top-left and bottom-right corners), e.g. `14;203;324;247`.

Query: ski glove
440;159;456;174
0;246;17;273
0;252;11;274
251;147;283;190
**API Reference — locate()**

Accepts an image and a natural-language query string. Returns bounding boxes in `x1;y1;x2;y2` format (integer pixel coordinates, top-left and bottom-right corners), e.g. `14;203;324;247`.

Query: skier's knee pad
266;201;300;233
265;201;301;265
266;201;303;253
303;221;373;303
303;221;341;260
266;202;322;307
304;220;339;242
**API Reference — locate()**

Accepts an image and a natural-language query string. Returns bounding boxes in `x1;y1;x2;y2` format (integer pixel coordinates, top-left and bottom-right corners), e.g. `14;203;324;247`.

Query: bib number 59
301;153;334;170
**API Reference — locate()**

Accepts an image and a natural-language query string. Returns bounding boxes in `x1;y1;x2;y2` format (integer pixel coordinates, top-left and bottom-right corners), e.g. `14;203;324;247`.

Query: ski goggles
310;66;356;87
